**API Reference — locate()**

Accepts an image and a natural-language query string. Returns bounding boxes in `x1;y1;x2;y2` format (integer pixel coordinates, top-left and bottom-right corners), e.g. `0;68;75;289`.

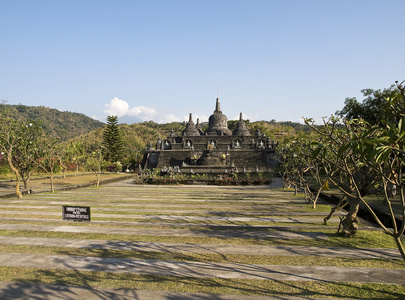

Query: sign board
62;205;91;221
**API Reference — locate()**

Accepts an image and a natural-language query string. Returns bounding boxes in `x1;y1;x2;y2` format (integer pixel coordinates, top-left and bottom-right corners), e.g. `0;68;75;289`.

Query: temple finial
189;113;192;122
215;98;221;112
239;112;243;121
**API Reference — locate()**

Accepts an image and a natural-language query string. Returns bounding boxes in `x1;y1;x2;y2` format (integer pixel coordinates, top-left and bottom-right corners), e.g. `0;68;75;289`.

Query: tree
306;117;377;236
34;135;63;193
84;147;104;187
276;136;327;208
55;143;68;178
0;115;43;197
10;121;44;189
306;80;405;260
0;152;9;175
336;85;401;125
357;117;405;259
102;115;124;163
66;141;85;174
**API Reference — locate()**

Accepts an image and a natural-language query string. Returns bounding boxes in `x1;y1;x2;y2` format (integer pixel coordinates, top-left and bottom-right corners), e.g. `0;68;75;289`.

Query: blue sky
1;0;404;124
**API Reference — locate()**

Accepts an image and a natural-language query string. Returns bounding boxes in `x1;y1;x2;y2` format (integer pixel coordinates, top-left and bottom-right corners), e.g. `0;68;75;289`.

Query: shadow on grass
0;238;403;299
1;267;404;299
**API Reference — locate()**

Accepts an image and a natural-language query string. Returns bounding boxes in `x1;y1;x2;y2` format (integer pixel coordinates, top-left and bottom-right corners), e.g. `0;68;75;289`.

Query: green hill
0;104;104;141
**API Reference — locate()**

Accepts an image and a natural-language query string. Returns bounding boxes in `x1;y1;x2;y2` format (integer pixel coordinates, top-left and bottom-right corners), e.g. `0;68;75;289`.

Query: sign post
62;205;91;222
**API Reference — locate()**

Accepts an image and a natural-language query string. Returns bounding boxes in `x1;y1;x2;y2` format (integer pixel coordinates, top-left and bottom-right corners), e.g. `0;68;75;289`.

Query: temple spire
215;98;221;112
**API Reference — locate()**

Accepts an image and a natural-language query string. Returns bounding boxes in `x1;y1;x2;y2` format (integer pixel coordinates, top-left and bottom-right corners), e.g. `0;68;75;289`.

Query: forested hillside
66;123;163;160
67;118;308;155
0;104;104;140
0;102;311;145
62;118;307;172
0;102;311;172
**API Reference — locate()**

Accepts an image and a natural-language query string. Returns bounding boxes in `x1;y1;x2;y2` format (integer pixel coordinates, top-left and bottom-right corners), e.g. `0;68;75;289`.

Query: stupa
142;98;277;174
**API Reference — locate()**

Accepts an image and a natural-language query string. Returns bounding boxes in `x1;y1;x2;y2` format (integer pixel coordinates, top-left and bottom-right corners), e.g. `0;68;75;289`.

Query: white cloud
103;97;129;117
103;97;185;123
127;106;157;121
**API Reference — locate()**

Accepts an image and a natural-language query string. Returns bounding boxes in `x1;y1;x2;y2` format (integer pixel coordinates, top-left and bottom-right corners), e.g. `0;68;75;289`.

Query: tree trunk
22;173;30;189
394;235;405;261
15;178;22;198
324;195;347;225
341;197;360;236
50;173;54;193
312;186;324;209
7;152;22;198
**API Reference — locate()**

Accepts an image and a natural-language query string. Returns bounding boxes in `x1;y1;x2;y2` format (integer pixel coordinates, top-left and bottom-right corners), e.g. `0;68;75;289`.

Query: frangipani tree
305;80;405;260
85;147;104;188
34;135;63;193
0;115;43;197
306;117;378;236
276;136;328;208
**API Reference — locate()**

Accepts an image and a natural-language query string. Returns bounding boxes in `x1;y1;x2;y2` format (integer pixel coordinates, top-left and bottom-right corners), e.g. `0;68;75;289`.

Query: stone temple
142;98;277;174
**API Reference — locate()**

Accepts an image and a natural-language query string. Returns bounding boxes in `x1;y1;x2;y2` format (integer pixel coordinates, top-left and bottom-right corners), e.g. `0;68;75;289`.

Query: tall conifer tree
102;115;124;162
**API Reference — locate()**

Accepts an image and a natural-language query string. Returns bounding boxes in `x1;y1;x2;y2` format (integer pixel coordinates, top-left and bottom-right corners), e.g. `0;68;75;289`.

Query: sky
1;0;404;124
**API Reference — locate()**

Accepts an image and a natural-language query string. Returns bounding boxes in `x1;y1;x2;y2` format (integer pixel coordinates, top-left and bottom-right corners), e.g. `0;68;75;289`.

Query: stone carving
163;140;171;150
233;139;241;148
184;140;193;149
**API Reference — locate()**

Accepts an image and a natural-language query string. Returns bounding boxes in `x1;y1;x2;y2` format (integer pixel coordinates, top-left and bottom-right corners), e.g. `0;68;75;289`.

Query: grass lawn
0;177;404;299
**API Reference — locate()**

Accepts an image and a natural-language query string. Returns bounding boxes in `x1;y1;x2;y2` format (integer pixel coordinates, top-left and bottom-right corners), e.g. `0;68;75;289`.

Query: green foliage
0;104;103;140
64;123;163;172
0;165;10;175
34;135;64;192
336;84;403;125
142;120;186;134
102;116;124;162
306;80;405;259
0;154;10;175
137;172;271;185
227;120;238;132
276;136;326;207
84;154;102;173
0;114;46;196
246;120;315;141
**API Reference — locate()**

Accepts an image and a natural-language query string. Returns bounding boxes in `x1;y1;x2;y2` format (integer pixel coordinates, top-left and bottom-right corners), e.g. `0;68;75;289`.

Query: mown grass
0;173;131;189
0;179;403;298
0;244;402;269
0;267;403;299
0;218;339;228
0;208;328;219
0;229;398;248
